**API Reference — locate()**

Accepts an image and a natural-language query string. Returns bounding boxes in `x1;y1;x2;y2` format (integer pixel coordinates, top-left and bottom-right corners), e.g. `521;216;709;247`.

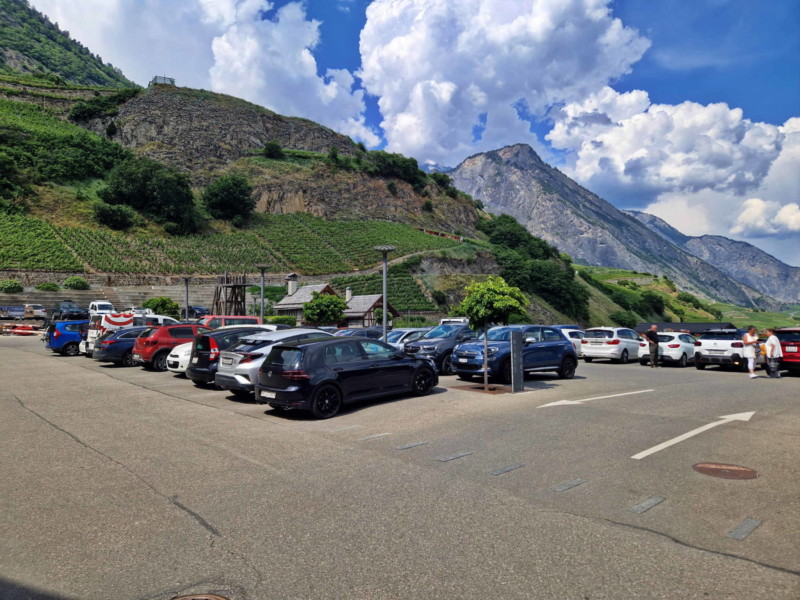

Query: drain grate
693;463;758;480
172;595;230;600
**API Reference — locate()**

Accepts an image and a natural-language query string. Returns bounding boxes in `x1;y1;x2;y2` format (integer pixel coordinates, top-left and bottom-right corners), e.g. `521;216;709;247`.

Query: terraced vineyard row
1;214;460;276
331;267;436;311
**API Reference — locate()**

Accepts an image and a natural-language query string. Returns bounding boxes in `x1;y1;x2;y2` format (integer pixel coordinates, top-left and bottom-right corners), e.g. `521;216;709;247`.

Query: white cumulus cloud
359;0;650;165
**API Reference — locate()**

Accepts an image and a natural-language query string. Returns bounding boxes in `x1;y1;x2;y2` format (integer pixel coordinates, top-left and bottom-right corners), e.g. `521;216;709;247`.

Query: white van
88;300;115;316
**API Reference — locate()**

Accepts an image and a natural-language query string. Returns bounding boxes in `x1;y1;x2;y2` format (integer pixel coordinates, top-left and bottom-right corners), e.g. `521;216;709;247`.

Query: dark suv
51;300;89;321
404;323;476;374
453;325;578;383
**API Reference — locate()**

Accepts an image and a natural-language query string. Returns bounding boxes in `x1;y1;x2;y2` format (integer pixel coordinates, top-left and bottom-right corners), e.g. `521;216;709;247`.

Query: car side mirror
525;337;537;345
391;351;404;360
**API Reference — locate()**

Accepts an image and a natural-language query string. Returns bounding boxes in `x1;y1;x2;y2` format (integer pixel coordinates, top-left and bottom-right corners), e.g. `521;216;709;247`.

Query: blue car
92;326;149;367
44;319;89;356
453;324;579;383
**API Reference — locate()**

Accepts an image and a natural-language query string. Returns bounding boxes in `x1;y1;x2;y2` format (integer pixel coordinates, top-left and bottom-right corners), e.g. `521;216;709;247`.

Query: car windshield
776;331;800;343
386;330;406;342
479;327;518;341
584;330;613;339
657;334;676;342
422;325;461;339
138;327;158;338
264;347;303;368
96;304;113;311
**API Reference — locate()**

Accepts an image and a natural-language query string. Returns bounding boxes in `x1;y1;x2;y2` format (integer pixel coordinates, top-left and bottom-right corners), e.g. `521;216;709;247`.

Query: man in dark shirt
645;324;659;368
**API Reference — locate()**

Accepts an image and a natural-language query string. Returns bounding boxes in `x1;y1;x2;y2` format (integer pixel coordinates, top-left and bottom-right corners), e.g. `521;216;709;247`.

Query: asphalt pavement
2;335;798;599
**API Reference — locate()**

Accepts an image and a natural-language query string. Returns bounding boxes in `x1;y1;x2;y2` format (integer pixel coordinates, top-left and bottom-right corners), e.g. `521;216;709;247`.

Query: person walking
645;324;660;368
764;328;783;378
742;325;759;379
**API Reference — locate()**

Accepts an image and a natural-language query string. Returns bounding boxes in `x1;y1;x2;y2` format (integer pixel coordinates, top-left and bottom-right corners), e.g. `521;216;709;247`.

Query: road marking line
329;425;361;432
631;412;755;460
539;389;653;408
629;496;665;514
437;451;474;462
727;518;762;541
490;464;525;476
360;432;391;441
396;441;429;450
552;478;586;492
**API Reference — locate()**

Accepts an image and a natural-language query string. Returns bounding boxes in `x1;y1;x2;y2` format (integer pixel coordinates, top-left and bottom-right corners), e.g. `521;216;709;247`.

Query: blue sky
31;0;800;265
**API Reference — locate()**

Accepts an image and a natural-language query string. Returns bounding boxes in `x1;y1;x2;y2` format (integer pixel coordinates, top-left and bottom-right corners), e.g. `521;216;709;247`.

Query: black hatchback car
93;326;149;367
186;326;273;385
256;337;439;419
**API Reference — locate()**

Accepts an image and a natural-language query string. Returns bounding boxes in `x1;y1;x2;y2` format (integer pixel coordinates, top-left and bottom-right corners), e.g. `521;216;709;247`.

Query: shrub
266;315;296;326
92;201;136;230
202;174;255;223
35;282;59;291
422;199;433;212
62;276;89;290
387;181;398;196
142;296;179;318
263;141;284;159
105;120;117;137
0;279;23;293
610;310;638;329
431;290;447;305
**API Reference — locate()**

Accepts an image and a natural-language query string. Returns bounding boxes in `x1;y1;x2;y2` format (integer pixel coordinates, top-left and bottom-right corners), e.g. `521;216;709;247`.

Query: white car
383;327;431;350
167;342;194;375
88;300;115;316
638;332;697;368
566;329;584;357
582;327;642;364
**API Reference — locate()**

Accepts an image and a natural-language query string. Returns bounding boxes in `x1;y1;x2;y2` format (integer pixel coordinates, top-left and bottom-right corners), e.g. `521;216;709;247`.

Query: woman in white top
764;328;783;379
742;325;759;379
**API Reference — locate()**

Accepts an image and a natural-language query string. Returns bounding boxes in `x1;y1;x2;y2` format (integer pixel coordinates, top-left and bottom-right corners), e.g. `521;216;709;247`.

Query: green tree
303;292;347;326
92;201;136;230
263;141;284;159
142;296;179;318
202;174;255;223
459;275;527;390
62;275;89;290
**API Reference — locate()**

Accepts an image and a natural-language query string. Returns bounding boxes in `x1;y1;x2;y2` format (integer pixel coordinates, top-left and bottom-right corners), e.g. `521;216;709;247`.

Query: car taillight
101;340;116;346
209;338;220;361
639;342;646;347
238;352;263;364
667;344;680;348
695;341;702;346
282;369;310;380
581;339;588;344
53;328;61;338
606;339;620;345
731;342;743;348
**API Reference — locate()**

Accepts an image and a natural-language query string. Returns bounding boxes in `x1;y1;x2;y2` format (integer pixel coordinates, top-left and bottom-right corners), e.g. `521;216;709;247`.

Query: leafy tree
62;275;89;290
421;199;433;212
202;174;255;223
263;141;284;159
265;315;296;327
609;310;638;329
638;290;665;317
92;201;136;230
142;296;179;318
303;292;347;326
459;275;527;390
430;172;452;188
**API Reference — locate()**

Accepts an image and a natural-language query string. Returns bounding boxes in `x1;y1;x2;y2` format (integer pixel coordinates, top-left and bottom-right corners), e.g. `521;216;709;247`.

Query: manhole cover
172;595;230;600
693;463;758;480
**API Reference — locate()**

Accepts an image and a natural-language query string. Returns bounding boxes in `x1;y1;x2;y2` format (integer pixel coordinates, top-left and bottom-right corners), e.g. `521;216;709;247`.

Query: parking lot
2;335;799;599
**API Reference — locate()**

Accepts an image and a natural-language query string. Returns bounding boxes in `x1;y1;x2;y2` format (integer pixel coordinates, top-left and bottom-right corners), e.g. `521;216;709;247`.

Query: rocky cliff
626;211;800;304
450;144;776;308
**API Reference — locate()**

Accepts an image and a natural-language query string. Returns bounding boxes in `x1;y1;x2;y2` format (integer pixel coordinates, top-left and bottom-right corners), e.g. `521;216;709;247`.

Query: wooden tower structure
211;272;247;315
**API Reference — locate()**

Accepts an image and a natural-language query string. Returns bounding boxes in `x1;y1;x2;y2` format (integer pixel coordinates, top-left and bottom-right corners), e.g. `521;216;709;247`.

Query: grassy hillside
0;0;136;87
713;303;799;329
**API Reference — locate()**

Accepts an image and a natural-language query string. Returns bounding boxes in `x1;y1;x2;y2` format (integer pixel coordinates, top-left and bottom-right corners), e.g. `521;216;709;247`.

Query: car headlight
487;347;499;355
421;345;437;352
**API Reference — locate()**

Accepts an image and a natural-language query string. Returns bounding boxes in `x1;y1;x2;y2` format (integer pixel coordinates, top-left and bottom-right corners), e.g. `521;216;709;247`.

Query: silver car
383;327;432;350
215;328;333;398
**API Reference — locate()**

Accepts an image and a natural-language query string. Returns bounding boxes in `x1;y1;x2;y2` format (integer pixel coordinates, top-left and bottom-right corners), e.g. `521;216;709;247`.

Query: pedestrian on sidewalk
645;324;660;368
742;325;759;379
764;328;783;378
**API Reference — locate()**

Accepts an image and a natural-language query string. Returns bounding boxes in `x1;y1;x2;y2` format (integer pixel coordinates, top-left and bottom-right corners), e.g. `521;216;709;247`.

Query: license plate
788;346;797;353
191;356;198;363
707;349;724;354
133;353;141;360
260;390;276;399
221;357;232;365
458;358;468;363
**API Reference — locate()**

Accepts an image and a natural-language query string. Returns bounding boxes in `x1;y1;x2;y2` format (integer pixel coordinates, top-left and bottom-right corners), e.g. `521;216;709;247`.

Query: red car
133;324;212;371
775;327;800;375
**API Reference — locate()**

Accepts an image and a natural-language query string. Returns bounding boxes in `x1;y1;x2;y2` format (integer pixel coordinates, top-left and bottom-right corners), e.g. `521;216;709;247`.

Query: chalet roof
344;294;399;317
275;284;335;310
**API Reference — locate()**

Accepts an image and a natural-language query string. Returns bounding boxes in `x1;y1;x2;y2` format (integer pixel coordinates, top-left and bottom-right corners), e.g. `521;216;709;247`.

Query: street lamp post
256;264;269;321
373;245;395;340
183;276;190;320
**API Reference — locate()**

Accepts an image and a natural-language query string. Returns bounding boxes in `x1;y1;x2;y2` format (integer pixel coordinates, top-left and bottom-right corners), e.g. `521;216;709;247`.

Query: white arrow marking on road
631;412;755;460
538;389;654;408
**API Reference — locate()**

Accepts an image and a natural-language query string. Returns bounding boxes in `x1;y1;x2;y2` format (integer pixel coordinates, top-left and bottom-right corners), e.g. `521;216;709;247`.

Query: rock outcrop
450;144;778;308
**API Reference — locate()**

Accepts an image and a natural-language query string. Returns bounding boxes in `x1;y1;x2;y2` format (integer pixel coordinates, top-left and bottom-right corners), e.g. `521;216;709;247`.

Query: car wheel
619;350;629;364
583;357;593;363
440;352;455;376
61;342;80;357
557;356;577;379
412;367;435;396
639;358;648;366
695;362;706;370
678;353;688;368
311;385;342;419
152;352;169;372
121;350;135;367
